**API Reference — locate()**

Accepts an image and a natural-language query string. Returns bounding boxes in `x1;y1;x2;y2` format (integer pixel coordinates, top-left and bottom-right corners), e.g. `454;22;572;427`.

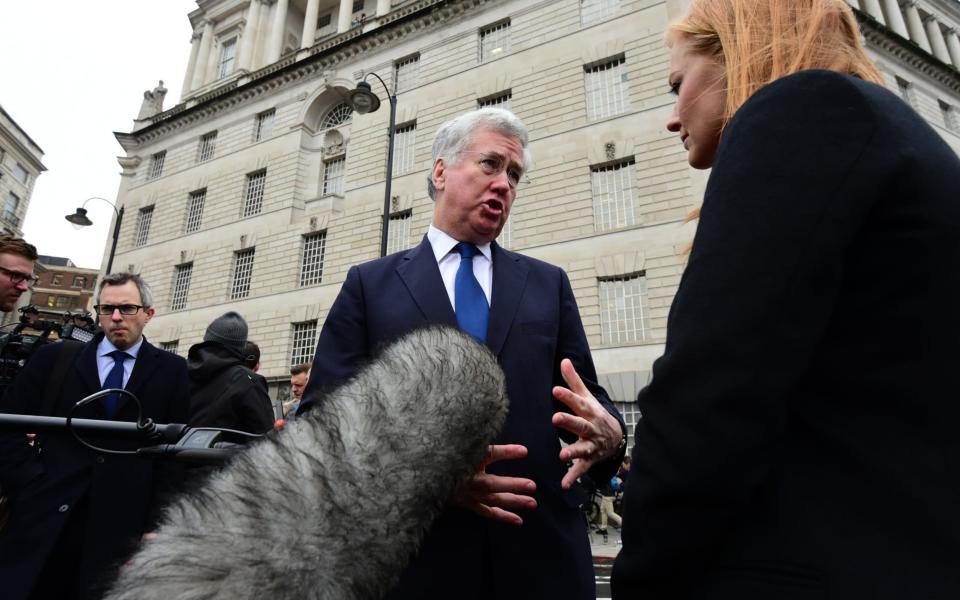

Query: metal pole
365;72;397;258
106;206;124;274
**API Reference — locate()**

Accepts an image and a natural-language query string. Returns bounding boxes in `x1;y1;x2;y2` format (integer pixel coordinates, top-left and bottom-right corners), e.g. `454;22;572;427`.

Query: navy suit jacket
302;237;622;599
0;334;190;600
612;71;960;599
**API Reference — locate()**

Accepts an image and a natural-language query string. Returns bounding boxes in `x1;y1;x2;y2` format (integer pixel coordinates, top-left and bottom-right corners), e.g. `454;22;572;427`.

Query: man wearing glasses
300;108;626;599
0;272;190;600
0;235;38;313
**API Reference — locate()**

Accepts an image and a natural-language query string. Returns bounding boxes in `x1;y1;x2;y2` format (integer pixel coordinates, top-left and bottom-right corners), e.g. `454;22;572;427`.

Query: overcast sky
1;1;198;269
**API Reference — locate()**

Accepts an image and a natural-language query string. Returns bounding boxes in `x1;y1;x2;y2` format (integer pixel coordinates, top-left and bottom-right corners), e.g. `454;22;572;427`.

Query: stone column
377;0;391;16
924;15;952;64
268;0;289;63
946;29;960;69
903;1;932;53
861;0;886;25
880;0;909;38
239;0;262;70
191;21;215;91
301;0;321;49
180;31;202;99
337;0;352;33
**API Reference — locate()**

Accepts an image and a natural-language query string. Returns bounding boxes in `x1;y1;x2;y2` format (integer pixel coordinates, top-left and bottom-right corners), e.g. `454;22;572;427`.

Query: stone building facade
107;0;960;443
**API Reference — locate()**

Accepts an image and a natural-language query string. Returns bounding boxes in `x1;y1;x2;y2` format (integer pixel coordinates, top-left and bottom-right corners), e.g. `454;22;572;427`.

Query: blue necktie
454;243;489;342
103;350;130;417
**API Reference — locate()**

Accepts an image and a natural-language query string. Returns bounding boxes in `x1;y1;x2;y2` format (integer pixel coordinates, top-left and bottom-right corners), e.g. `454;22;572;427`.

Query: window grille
255;109;275;142
320;103;353;129
614;400;641;454
243;170;266;217
290;321;318;367
478;91;512;111
230;248;255;299
219;38;236;78
197;131;217;163
393;122;416;175
352;0;364;12
148;151;166;180
480;20;511;62
580;0;621;25
386;211;412;255
322;158;345;195
585;57;629;120
3;193;19;226
171;263;192;311
300;232;327;286
394;55;420;93
592;159;638;231
12;164;28;184
318;13;332;28
498;214;512;249
160;340;179;354
185;189;205;233
598;272;651;345
134;206;154;248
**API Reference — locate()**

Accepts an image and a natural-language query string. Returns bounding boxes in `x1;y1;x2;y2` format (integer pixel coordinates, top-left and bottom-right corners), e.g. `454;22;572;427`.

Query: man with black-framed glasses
0;272;190;600
0;235;38;313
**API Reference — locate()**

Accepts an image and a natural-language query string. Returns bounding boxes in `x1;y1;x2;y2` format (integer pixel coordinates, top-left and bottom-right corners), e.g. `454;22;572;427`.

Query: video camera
0;306;100;389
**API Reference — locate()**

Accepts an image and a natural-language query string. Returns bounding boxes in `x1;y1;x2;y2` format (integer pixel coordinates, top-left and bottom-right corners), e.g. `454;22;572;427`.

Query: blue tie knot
108;350;130;363
456;242;478;260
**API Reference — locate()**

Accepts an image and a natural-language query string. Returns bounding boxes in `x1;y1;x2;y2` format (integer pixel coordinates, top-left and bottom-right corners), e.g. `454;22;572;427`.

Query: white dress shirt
427;225;493;311
96;336;144;388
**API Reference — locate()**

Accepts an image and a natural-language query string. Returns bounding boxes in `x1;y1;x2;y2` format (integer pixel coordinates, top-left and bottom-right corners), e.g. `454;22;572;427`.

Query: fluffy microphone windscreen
105;325;509;600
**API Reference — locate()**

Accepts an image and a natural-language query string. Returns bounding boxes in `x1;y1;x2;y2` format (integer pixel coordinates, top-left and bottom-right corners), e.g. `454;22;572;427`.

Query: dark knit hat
204;311;248;353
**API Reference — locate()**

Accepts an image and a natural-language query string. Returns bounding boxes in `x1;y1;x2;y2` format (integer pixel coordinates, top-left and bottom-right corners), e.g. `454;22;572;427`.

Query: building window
12;163;29;185
940;100;957;132
219;38;237;78
255;109;275;142
352;0;364;12
580;0;621;26
895;76;914;107
134;206;154;247
320;103;353;130
230;248;255;300
71;276;85;288
243;170;266;217
322;157;345;195
52;274;63;286
3;193;20;226
54;296;74;309
599;273;651;345
290;320;318;367
613;400;641;454
197;131;217;163
394;54;420;93
386;210;412;255
171;263;192;311
498;214;512;249
585;56;629;120
185;188;206;233
478;91;512;111
592;159;638;231
148;151;166;180
393;122;416;175
318;13;332;28
479;20;511;62
299;231;327;286
160;340;179;354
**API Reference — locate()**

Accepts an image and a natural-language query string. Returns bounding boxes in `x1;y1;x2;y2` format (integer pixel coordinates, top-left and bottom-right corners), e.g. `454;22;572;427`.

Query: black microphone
105;325;509;600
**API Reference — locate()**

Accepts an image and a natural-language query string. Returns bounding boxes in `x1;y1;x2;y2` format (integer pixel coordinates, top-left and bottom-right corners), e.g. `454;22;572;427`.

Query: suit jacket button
58;504;69;513
96;456;105;464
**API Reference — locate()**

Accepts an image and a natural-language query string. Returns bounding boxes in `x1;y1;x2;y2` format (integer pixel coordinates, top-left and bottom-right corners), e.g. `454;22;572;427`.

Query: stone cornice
116;0;487;150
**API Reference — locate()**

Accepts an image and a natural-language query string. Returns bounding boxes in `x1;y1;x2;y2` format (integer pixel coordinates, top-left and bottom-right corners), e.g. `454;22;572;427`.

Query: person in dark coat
187;312;274;435
0;272;190;600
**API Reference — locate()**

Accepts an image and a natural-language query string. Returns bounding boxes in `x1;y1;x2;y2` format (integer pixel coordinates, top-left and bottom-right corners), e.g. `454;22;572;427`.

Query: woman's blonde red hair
668;0;883;126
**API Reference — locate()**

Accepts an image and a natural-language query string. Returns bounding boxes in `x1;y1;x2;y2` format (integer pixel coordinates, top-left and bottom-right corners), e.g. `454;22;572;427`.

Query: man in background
0;235;37;313
283;363;310;418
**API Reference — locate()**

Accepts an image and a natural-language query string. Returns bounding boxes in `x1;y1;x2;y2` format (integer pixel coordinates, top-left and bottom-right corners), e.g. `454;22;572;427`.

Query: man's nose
14;279;30;291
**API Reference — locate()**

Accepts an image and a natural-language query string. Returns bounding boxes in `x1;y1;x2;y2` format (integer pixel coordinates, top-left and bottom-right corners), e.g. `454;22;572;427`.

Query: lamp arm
81;196;121;219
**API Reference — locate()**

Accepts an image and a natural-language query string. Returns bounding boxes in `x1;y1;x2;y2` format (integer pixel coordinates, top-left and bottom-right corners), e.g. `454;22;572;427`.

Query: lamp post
346;73;397;257
64;197;124;274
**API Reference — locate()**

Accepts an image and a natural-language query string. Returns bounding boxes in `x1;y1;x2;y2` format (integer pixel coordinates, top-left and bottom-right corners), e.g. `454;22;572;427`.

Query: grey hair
426;108;532;200
97;272;154;308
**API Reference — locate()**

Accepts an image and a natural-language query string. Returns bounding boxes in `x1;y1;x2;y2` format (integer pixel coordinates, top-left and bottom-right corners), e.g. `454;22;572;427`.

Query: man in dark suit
300;108;627;599
0;272;190;600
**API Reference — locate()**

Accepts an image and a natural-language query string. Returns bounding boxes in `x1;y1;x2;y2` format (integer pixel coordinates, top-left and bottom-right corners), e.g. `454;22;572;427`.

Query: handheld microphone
105;325;509;600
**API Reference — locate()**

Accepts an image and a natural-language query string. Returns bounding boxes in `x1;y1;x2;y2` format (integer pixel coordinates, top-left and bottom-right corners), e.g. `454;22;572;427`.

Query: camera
0;306;99;391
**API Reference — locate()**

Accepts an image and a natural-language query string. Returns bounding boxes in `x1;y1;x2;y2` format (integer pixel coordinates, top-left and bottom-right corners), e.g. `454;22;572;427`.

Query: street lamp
347;73;397;257
65;197;124;274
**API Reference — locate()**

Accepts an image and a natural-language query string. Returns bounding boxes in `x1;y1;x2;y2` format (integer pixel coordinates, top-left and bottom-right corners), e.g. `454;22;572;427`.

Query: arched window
320;103;353;129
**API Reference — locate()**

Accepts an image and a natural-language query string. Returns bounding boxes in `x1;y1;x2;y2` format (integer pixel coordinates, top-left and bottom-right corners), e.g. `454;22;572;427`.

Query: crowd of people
0;0;958;597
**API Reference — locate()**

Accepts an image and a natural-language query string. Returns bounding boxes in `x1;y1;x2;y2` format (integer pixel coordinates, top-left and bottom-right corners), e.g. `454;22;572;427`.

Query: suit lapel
125;338;159;403
487;243;529;357
397;236;458;326
76;339;103;395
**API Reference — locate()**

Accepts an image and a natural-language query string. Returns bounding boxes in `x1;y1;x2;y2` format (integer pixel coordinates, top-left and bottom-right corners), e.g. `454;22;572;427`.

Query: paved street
590;527;621;599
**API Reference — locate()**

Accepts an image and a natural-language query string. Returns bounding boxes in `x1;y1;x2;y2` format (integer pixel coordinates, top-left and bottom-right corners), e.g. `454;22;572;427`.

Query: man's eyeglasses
0;266;39;288
460;151;525;188
94;304;146;316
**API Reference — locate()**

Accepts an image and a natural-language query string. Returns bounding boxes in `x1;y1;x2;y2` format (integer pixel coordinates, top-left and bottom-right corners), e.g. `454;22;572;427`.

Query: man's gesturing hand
450;444;537;526
552;358;623;490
